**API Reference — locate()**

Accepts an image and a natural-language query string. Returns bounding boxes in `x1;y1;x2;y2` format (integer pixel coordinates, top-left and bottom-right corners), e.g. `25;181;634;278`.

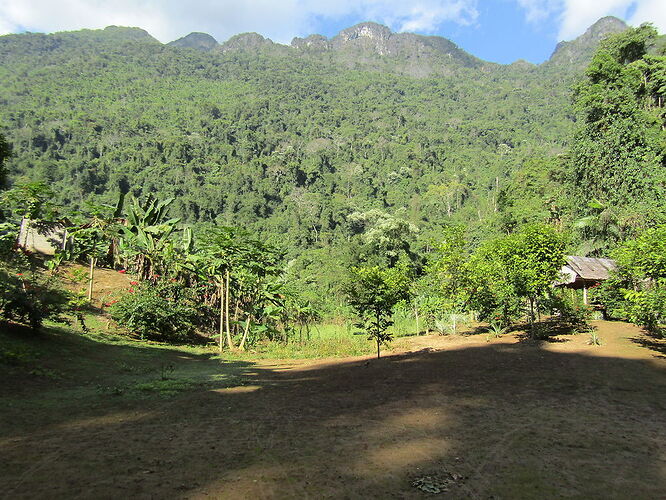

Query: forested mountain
547;16;629;67
0;18;663;304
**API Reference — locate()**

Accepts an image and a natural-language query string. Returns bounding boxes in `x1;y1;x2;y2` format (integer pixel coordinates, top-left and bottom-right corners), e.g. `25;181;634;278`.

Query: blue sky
0;1;664;64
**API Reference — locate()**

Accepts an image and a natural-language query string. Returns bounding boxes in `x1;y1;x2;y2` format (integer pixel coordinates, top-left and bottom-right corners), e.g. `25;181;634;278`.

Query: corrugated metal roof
565;256;616;281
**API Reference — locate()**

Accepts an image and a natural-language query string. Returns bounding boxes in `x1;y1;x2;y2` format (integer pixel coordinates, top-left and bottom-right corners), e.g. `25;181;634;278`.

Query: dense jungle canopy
0;17;664;312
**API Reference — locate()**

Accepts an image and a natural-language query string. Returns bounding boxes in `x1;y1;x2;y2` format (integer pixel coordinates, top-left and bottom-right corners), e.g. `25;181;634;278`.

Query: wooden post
583;285;588;306
219;278;224;352
225;269;231;348
87;256;96;301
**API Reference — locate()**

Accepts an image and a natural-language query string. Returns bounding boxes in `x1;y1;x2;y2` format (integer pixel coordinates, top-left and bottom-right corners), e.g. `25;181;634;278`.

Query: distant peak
101;26;155;41
220;32;273;52
586;16;629;33
168;32;218;51
547;16;629;66
336;22;393;42
291;34;328;49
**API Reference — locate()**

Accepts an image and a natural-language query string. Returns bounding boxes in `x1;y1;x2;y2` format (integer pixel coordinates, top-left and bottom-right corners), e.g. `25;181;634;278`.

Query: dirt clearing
1;321;665;498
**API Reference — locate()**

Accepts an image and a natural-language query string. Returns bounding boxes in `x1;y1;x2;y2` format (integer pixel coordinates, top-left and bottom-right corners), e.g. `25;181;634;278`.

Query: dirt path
1;321;665;499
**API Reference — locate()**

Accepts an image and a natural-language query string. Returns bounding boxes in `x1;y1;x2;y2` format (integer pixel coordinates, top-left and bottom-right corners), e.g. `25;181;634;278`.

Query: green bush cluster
110;278;211;342
595;226;666;335
0;259;72;329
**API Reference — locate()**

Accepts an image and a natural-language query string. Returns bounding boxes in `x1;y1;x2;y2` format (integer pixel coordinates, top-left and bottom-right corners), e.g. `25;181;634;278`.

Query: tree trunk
219;279;225;352
225;269;232;348
528;297;535;338
233;299;240;335
414;306;420;336
376;310;382;359
238;315;252;351
87;256;96;301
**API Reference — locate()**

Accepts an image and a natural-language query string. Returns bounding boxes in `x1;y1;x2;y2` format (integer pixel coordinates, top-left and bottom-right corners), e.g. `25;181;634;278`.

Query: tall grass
223;322;374;359
223;314;426;360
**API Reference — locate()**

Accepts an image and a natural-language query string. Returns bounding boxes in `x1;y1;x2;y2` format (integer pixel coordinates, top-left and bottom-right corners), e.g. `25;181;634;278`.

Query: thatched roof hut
556;256;617;304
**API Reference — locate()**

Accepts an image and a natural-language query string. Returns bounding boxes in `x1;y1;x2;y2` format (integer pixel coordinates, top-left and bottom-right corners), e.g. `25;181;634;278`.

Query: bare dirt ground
1;321;665;499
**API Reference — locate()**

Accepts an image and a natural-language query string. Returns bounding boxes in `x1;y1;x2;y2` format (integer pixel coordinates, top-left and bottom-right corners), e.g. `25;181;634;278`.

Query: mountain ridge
163;16;628;67
0;17;630;70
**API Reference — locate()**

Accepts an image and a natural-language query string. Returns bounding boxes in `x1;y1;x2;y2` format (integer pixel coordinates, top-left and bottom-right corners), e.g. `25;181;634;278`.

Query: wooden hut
556;256;617;304
16;218;70;255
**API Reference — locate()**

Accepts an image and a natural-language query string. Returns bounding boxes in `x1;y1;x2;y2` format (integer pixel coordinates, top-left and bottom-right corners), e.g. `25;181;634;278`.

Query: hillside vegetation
0;18;664;334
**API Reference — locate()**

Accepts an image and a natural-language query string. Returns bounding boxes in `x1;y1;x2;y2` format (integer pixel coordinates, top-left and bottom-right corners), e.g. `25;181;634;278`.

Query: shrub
485;321;509;342
110;278;210;341
545;291;592;333
558;301;593;333
587;331;603;345
0;261;71;329
595;226;666;334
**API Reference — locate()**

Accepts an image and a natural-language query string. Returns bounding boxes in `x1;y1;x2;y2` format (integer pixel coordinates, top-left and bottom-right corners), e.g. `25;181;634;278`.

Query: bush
542;290;592;333
558;300;593;333
110;279;211;342
0;260;71;329
595;226;666;334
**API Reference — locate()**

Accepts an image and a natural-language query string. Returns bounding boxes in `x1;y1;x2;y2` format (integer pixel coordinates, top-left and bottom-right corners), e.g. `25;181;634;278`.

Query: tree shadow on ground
629;329;666;358
2;330;665;499
0;322;256;432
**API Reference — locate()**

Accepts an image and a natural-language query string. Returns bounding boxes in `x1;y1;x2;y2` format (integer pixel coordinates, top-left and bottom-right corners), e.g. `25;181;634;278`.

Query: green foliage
599;225;666;333
345;264;411;357
0;24;581;287
424;225;469;311
0;256;72;329
587;331;603;345
110;278;210;341
435;311;469;336
468;224;566;329
119;195;181;279
0;23;663;337
0;181;59;221
0;221;19;256
0;132;10;190
569;24;666;249
485;321;509;342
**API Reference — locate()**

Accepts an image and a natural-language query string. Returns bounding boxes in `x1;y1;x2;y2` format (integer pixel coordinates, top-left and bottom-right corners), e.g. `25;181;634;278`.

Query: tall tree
0;132;10;190
569;24;666;246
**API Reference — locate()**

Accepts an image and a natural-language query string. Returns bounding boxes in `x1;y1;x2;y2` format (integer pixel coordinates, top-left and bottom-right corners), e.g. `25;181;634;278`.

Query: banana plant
118;195;181;279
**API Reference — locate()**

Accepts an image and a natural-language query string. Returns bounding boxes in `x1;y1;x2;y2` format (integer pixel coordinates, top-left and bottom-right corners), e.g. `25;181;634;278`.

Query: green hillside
0;19;664;313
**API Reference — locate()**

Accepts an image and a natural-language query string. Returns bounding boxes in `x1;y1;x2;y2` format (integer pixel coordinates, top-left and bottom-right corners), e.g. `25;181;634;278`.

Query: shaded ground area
1;321;665;498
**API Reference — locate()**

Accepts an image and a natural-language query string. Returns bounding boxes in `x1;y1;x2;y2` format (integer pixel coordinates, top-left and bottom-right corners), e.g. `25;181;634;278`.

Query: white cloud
626;0;666;33
557;0;632;40
515;0;560;23
514;0;666;41
0;0;479;44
